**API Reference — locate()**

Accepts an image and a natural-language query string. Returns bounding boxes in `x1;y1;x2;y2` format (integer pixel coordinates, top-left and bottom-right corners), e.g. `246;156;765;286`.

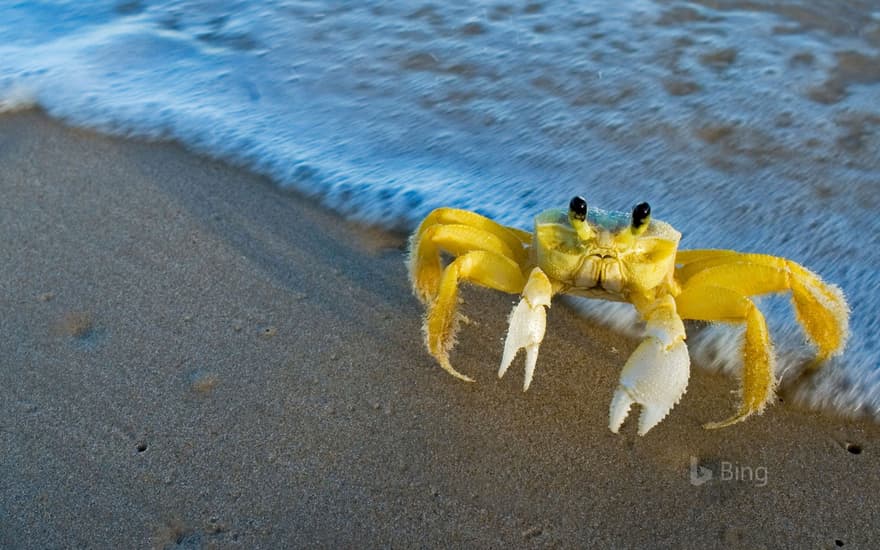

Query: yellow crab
407;197;850;435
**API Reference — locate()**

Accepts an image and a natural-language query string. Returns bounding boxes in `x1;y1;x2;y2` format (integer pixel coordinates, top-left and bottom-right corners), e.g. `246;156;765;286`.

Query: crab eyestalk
631;202;651;236
568;196;595;241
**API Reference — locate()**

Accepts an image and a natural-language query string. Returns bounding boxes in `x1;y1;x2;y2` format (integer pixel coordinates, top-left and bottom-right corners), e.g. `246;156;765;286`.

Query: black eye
632;202;651;228
569;196;587;221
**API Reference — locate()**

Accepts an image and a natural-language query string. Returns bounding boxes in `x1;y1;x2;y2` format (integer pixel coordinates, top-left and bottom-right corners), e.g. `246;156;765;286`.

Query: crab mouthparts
575;255;625;293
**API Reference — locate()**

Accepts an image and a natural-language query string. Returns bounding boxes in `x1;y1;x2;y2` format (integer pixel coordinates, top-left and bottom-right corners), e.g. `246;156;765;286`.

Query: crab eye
632;202;651;231
569;196;588;221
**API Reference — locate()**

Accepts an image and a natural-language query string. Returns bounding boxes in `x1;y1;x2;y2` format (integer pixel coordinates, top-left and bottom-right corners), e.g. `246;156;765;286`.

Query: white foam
0;85;36;113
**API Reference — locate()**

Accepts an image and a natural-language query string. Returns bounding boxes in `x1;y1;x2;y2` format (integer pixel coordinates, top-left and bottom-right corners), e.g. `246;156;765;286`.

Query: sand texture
1;111;878;548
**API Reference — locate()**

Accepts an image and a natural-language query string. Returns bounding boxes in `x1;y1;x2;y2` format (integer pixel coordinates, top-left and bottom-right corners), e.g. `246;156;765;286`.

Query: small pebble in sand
205;516;228;534
190;370;219;393
60;311;93;339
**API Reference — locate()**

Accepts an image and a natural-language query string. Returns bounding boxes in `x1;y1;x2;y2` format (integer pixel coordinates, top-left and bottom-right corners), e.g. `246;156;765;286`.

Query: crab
407;197;850;435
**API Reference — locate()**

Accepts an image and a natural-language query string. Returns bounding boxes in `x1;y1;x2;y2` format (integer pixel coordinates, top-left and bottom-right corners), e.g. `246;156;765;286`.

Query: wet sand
1;111;878;548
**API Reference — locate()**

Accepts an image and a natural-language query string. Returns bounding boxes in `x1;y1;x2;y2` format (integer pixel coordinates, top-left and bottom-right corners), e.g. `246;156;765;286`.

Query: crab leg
408;222;527;305
676;250;849;363
609;295;690;436
498;267;555;391
676;284;775;428
424;250;527;382
413;207;532;251
408;208;530;303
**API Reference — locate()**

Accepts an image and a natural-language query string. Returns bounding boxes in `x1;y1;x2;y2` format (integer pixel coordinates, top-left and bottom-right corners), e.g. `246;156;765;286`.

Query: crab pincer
608;336;690;435
609;297;690;435
498;267;554;391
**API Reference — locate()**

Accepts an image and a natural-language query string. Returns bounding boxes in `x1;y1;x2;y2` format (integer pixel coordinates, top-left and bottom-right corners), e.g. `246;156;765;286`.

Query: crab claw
498;268;553;391
609;308;690;436
499;298;546;390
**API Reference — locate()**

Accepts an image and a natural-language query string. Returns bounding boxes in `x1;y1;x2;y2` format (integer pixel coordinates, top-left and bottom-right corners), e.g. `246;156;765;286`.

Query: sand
1;111;878;548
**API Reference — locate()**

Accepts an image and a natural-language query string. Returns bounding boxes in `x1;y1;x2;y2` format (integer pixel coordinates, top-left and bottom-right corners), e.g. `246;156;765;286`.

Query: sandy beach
1;110;878;548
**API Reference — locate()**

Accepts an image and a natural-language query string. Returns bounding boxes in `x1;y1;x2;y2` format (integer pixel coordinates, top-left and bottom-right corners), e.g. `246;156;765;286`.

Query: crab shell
532;207;681;301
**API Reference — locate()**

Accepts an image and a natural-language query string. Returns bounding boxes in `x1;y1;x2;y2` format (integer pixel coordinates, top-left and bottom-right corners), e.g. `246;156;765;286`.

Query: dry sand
1;111;878;548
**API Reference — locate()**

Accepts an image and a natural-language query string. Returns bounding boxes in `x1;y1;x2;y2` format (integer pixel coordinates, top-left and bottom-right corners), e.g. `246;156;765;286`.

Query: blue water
2;1;879;420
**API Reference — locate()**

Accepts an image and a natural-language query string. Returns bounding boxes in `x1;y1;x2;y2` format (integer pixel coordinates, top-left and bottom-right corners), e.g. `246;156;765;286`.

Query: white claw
498;298;546;391
608;335;690;436
498;268;553;390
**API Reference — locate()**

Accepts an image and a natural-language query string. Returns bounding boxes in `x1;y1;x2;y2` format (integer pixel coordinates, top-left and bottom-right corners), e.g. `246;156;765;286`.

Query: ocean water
2;1;879;421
